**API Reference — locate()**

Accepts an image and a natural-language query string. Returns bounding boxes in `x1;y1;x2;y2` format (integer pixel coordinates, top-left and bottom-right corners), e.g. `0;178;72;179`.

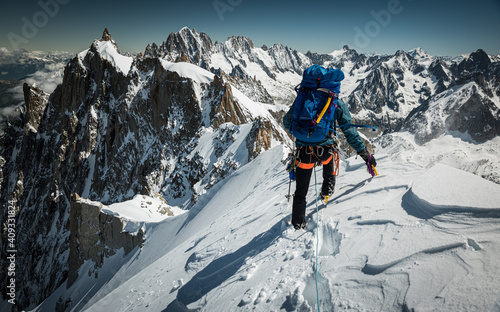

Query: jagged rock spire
101;28;113;41
100;28;121;53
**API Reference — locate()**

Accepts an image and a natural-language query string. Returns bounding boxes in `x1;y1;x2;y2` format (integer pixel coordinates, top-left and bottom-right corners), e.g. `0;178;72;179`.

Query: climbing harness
293;145;339;174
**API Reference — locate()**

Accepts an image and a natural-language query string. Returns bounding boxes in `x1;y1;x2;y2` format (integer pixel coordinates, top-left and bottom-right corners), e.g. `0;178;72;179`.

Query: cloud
0;103;23;135
1;62;65;134
6;62;65;104
0;105;22;119
24;62;65;94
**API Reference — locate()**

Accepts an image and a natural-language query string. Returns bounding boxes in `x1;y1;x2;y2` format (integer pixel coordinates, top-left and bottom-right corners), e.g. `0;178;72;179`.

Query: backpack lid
300;65;344;92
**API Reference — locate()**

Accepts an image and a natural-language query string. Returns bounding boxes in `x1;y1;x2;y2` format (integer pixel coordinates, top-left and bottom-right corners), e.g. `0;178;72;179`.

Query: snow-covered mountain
407;47;434;63
1;27;499;312
145;27;311;104
0;29;290;311
146;28;499;143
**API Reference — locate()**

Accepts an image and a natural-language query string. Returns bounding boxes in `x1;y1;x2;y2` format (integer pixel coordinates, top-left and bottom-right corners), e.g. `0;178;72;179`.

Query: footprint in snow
238;288;257;307
239;263;258;281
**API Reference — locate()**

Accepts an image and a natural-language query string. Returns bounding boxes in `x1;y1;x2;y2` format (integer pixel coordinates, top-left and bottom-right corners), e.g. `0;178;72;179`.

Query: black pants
292;145;336;226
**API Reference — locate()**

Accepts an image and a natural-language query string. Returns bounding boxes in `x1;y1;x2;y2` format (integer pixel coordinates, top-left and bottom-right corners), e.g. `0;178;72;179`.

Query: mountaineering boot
320;191;333;204
293;222;306;230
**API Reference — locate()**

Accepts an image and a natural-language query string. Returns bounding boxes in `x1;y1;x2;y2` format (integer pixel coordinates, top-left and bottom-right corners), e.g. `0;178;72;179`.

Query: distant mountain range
0;47;72;80
2;28;499;141
145;27;500;143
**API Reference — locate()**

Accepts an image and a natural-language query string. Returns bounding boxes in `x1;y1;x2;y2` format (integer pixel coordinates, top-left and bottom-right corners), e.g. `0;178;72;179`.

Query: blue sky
1;0;499;56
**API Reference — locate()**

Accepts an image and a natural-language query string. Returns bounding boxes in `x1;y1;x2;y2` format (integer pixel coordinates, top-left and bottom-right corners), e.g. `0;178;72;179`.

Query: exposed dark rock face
305;50;333;65
67;193;144;287
457;49;491;75
446;93;500;143
246;118;272;162
208;75;247;128
22;83;49;133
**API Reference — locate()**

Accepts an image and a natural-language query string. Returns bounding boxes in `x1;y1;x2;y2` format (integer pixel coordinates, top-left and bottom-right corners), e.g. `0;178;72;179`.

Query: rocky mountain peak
164;27;213;62
209;74;247;128
98;28;120;54
226;36;254;52
408;47;432;61
142;27;214;65
458;49;492;75
143;27;312;102
394;49;412;62
267;43;310;74
470;49;490;63
23;82;49;134
341;45;362;61
101;28;113;41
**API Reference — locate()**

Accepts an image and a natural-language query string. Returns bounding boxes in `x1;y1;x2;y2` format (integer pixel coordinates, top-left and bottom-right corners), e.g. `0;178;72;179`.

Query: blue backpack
290;65;344;144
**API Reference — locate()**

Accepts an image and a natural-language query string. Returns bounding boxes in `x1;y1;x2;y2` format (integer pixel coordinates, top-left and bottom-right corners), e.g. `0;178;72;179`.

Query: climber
283;65;376;230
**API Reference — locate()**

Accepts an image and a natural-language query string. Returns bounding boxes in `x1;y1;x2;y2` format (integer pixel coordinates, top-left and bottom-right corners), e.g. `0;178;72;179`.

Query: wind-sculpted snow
403;163;500;219
377;132;500;186
31;145;500;312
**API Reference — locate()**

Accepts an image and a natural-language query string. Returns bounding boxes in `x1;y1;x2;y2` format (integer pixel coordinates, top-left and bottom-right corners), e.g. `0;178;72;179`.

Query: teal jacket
283;98;366;153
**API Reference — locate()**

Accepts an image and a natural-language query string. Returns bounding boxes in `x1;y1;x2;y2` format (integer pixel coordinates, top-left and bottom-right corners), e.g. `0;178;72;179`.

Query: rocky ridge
145;27;311;104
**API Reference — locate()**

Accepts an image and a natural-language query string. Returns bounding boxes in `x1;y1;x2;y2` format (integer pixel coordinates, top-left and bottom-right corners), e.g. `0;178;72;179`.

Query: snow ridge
34;146;500;312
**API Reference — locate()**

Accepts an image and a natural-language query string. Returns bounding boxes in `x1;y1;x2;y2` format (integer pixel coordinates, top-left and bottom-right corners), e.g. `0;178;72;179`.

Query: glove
358;149;377;167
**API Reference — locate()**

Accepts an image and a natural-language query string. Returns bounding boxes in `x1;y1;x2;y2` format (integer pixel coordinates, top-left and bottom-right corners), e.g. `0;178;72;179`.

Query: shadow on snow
163;216;289;311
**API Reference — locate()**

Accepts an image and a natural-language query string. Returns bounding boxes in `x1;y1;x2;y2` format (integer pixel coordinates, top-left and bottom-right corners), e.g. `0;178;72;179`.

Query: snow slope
103;194;187;234
93;41;133;74
378;132;500;184
33;144;500;311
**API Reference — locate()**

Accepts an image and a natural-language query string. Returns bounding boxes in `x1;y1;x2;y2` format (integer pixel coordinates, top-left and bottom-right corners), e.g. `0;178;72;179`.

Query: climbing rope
313;166;321;312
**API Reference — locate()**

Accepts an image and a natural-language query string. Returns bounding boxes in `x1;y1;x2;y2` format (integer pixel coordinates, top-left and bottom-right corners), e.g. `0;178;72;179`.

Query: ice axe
366;155;378;177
